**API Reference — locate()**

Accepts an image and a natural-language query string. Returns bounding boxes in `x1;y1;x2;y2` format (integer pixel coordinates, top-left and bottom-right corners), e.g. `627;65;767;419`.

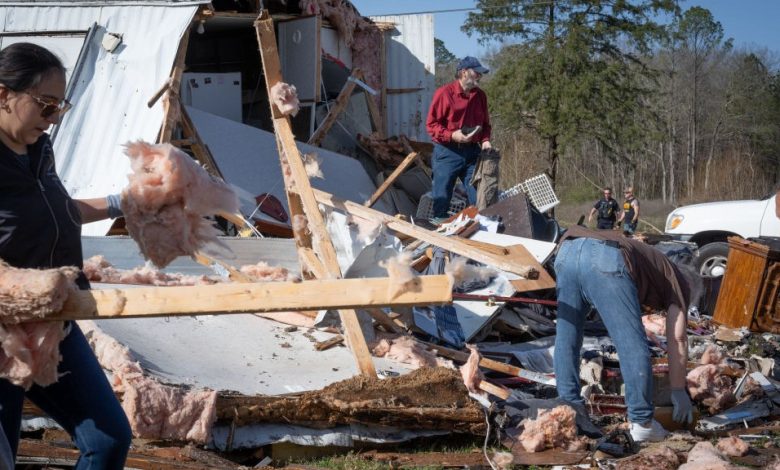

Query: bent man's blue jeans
553;237;654;424
0;322;132;469
431;143;479;218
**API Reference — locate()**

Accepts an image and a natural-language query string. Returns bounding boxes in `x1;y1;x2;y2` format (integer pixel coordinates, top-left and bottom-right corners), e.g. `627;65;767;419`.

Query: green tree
435;38;457;65
462;0;677;187
673;6;725;196
434;38;458;88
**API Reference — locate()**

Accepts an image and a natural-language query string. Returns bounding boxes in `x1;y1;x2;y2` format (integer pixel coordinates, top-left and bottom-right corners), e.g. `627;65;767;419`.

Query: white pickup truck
664;193;780;277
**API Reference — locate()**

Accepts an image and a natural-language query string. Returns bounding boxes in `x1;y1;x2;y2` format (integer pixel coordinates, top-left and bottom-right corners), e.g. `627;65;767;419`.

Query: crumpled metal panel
370;14;434;142
0;3;202;235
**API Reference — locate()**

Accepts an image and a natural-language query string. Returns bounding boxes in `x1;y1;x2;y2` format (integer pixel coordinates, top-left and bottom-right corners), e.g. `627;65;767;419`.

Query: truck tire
695;242;729;277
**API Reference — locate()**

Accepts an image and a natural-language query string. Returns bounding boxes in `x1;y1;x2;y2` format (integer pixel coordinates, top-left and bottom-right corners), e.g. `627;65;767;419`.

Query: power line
366;1;554;18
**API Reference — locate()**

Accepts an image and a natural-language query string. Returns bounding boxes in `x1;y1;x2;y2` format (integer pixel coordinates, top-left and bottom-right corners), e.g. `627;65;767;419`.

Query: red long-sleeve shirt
426;80;491;145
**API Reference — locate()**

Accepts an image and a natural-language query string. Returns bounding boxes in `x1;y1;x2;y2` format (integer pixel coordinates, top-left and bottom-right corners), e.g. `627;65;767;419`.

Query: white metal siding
0;3;201;235
370;14;434;142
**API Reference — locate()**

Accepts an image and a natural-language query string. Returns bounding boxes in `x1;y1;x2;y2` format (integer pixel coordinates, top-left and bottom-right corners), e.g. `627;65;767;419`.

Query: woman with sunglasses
0;42;130;469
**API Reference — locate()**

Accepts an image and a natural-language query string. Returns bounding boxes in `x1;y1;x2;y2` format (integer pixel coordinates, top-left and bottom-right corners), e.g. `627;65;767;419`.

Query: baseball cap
456;56;489;74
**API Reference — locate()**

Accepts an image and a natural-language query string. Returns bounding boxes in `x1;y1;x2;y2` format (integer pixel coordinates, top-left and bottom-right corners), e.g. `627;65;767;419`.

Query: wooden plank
364;86;384;138
315;334;344;351
52;275;453;321
255;12;376;377
299;247;327;280
478;381;510;400
427;342;556;386
179;104;223;178
312;189;538;279
506;245;557;293
365;307;401;333
160;27;191;143
307;68;360;146
365;151;418;208
191;251;252;283
456;237;510;256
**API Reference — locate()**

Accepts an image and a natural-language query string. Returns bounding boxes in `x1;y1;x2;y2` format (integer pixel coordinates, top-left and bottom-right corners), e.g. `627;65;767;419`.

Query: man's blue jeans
0;322;132;469
431;143;479;218
553;237;654;424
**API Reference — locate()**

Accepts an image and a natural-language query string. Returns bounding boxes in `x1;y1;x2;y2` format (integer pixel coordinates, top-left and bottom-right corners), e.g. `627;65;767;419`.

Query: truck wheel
695;242;729;277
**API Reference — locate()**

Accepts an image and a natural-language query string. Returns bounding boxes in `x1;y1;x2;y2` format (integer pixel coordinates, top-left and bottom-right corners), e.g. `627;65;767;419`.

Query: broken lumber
50;275;453;321
307;68;361;146
427;342;556;386
365;151;418;208
311;189;538;278
260;13;378;376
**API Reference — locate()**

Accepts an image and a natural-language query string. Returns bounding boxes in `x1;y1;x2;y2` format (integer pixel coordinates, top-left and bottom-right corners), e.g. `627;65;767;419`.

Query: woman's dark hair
0;42;65;92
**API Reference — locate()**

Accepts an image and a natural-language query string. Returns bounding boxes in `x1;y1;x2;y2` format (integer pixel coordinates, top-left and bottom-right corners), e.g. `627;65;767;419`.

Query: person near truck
588;187;620;229
618;186;641;235
0;42;130;469
426;56;492;224
553;225;700;442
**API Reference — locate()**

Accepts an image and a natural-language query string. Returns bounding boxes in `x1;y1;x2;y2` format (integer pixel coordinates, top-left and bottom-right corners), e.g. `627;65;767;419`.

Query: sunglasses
26;92;72;118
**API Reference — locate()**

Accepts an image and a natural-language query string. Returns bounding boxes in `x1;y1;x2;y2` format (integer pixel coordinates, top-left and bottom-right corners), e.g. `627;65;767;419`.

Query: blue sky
352;1;780;63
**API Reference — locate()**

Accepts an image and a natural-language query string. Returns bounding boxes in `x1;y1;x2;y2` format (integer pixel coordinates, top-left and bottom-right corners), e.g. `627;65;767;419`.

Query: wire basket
499;174;559;213
416;191;468;220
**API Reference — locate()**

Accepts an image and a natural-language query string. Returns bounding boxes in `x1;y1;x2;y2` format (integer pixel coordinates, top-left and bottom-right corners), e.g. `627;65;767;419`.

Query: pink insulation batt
459;345;483;394
716;436;750;457
270;82;300;117
687;345;735;414
678;441;741;470
518;405;585;452
0;263;79;389
121;141;240;268
80;320;217;443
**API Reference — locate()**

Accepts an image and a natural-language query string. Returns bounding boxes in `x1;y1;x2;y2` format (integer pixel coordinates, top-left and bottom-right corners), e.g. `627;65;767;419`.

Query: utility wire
366;0;555;18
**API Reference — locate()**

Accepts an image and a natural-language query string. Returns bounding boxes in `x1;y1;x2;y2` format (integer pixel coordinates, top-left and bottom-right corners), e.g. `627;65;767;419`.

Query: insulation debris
80;321;217;443
292;214;309;236
371;335;453;369
0;263;78;389
491;451;514;470
357;133;411;169
716;436;750;457
269;81;300;117
0;262;79;323
84;255;215;286
239;261;299;282
459;345;483;394
0;323;68;389
687;345;736;414
445;257;497;292
678;441;741;470
347;214;382;243
380;252;420;299
121;141;240;268
517;405;585;453
302;152;324;179
642;313;666;337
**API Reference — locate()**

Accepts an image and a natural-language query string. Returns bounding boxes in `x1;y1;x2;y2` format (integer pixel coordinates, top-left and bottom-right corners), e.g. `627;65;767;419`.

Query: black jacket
0;134;88;288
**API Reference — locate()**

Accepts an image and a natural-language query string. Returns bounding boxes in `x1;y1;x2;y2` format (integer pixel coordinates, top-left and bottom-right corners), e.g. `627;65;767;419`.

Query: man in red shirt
426;56;492;222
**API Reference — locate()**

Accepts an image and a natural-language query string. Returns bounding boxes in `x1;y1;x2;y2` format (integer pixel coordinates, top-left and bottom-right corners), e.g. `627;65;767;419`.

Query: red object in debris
254;193;289;223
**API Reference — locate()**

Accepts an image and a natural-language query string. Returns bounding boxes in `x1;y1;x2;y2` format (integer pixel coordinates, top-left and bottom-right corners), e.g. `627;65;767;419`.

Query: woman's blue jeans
0;322;132;469
553;237;655;424
431;143;479;217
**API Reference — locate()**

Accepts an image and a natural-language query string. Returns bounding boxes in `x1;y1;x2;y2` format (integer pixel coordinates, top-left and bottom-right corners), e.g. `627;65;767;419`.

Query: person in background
0;42;130;469
553;224;700;442
426;56;492;224
588;187;620;230
618;186;641;235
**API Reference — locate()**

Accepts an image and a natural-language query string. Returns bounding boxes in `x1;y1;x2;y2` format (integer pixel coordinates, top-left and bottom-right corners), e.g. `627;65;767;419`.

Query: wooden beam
365;151;418;208
311;189;538;279
478;381;511;400
255;12;376;377
179;104;223;178
364;86;384;138
427;342;556;386
299;247;327;280
365;307;401;333
52;275;453;321
159;28;191;143
307;68;360;146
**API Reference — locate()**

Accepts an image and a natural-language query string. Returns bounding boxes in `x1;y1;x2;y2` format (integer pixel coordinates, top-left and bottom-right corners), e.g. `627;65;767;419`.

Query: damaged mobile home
5;0;780;468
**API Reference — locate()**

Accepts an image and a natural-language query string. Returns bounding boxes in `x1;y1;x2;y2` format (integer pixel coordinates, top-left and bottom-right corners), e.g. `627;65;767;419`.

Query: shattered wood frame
55;275;452;321
255;11;380;377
